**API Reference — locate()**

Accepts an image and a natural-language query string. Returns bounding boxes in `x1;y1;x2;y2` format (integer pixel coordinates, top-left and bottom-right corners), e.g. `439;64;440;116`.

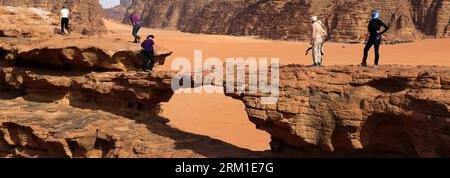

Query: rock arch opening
160;86;271;151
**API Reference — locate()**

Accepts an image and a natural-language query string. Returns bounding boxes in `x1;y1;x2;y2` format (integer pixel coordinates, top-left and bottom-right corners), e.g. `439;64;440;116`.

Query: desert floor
104;20;450;151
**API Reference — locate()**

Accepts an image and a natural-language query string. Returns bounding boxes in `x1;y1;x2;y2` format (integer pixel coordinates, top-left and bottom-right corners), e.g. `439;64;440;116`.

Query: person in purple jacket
129;10;142;43
141;35;155;71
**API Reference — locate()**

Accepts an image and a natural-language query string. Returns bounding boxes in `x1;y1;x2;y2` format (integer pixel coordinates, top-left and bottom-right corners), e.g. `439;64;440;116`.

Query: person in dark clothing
141;35;155;71
361;10;390;66
130;10;142;43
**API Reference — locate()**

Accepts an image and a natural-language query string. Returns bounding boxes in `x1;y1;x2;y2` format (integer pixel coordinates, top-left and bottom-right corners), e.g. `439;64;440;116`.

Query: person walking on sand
310;16;327;67
130;10;142;43
60;6;70;35
141;35;156;72
361;10;390;67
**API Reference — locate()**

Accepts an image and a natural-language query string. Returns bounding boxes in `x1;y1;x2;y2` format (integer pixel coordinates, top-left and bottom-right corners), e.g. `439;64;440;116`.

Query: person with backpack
361;10;390;67
141;35;156;71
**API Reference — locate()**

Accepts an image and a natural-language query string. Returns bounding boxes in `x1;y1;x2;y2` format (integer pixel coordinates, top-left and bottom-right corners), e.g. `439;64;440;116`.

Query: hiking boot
360;62;368;67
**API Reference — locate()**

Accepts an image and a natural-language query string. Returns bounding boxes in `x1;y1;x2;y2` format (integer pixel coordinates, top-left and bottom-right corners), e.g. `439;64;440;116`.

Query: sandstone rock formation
104;3;128;22
0;67;267;158
225;65;450;157
0;6;172;72
1;45;172;72
0;0;106;35
122;0;215;30
0;8;272;157
0;19;268;157
0;45;268;157
129;0;449;43
1;5;449;158
183;0;258;34
104;0;130;22
0;6;58;38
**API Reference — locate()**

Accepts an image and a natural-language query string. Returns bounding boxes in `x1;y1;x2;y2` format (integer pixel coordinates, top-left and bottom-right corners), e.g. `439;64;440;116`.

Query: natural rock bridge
1;44;449;158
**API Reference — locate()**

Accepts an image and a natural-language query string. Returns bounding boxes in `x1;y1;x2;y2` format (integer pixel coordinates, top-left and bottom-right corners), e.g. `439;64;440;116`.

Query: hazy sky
99;0;120;9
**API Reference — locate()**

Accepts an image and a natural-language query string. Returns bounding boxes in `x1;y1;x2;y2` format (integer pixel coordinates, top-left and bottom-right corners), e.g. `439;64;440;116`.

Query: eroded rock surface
0;6;172;72
0;64;266;158
0;7;269;157
0;6;58;38
226;65;450;157
0;0;106;35
0;95;264;158
0;45;172;72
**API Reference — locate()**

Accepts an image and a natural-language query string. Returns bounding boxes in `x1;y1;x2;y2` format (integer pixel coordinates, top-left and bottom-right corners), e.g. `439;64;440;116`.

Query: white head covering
311;16;318;23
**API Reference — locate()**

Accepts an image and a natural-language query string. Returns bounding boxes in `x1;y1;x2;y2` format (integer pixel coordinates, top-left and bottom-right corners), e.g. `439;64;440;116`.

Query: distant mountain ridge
113;0;450;43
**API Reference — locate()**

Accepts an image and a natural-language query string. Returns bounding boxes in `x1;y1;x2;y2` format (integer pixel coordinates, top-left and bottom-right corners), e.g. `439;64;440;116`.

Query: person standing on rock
310;16;327;67
129;9;142;43
141;35;156;72
60;6;70;35
306;20;326;56
361;10;390;67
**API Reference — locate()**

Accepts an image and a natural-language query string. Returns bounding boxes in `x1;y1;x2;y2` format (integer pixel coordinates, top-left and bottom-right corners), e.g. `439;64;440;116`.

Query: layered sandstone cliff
225;65;450;157
0;0;106;35
104;4;128;22
128;0;449;43
122;0;215;30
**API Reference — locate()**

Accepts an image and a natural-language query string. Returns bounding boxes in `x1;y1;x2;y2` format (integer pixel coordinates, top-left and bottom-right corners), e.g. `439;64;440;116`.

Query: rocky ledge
226;65;450;157
0;45;172;72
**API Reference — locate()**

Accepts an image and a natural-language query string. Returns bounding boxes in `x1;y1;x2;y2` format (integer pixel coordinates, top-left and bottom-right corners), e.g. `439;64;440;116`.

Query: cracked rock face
226;65;450;157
